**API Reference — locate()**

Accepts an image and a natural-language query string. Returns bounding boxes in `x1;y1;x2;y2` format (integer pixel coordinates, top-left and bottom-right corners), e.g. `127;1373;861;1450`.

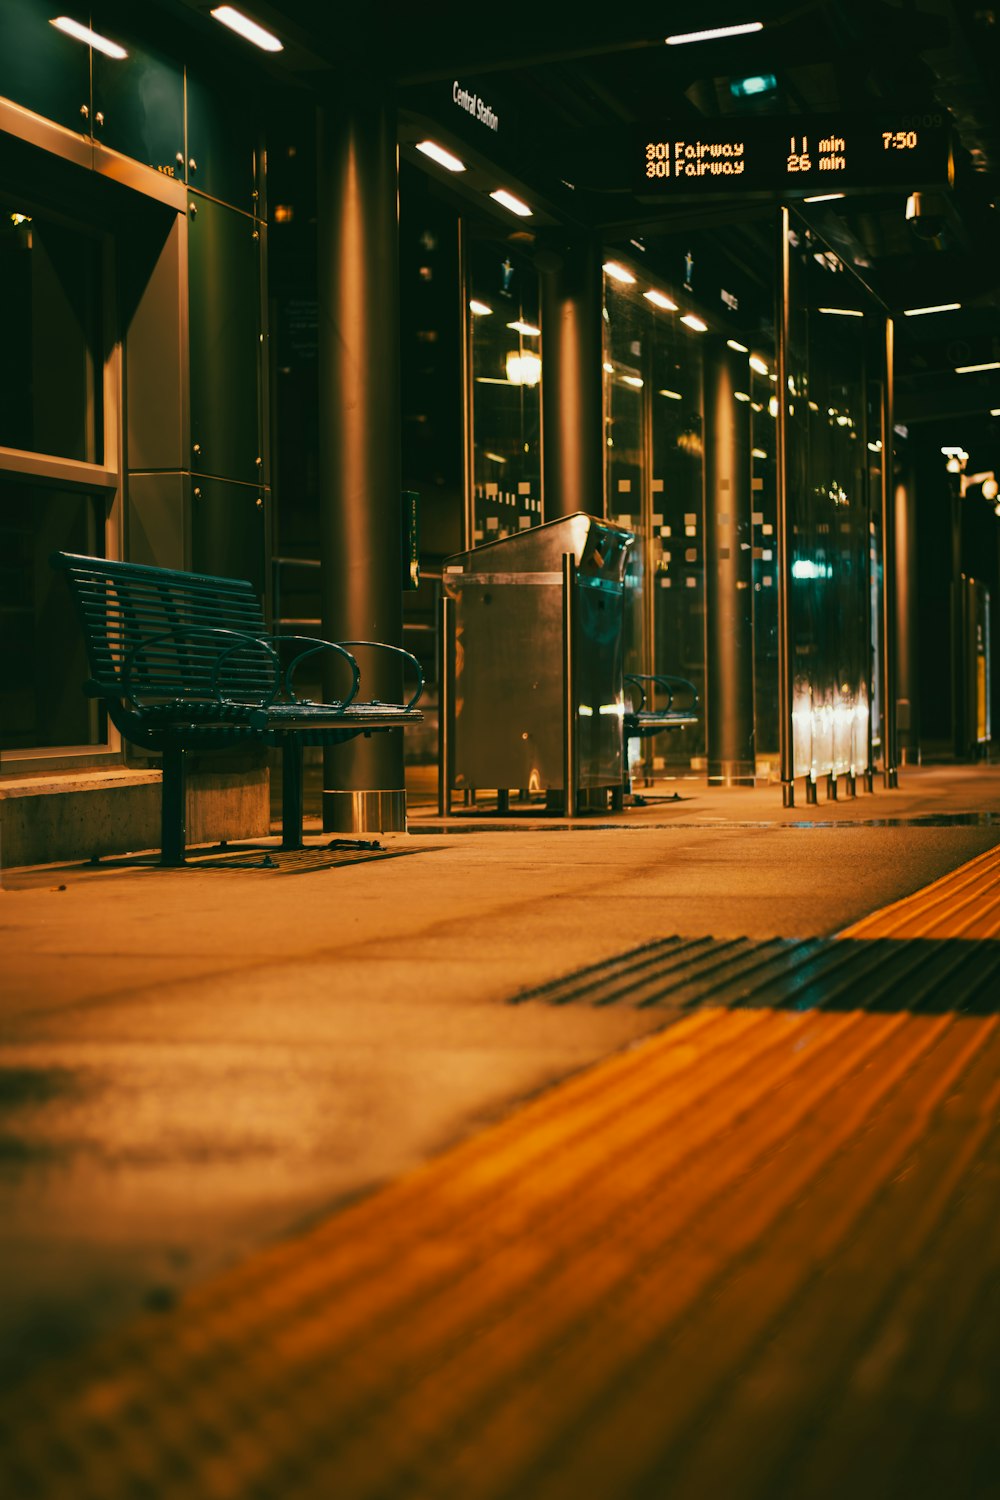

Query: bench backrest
52;552;275;706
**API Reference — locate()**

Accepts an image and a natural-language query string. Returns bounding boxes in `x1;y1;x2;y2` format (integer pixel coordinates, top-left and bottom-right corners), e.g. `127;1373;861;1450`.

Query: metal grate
511;932;1000;1015
88;841;434;875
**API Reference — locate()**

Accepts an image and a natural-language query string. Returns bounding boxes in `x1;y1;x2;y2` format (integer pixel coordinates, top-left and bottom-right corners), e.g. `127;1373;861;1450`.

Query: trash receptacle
439;513;633;813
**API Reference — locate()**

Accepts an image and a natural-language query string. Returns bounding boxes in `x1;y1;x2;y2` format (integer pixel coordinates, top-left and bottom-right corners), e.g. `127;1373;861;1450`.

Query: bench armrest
274;636;362;707
625;673;699;714
118;626;282;709
337;641;425;711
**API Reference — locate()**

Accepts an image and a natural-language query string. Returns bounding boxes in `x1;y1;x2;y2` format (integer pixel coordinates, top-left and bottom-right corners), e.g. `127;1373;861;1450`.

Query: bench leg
161;746;186;867
282;737;305;850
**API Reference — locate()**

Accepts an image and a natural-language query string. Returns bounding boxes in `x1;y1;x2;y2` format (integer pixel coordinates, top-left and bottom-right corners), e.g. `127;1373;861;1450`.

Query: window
466;233;542;546
0;196;118;766
0;199;103;463
0;482;109;752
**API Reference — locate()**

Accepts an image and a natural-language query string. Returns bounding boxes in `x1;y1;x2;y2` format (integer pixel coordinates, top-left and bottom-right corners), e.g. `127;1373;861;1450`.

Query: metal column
437;591;453;816
881;316;899;787
562;552;577;815
704;336;755;784
776;208;796;807
316;88;405;832
540;237;605;521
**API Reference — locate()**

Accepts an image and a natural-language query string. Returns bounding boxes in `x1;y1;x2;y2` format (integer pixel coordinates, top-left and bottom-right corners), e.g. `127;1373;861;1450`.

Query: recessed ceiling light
749;355;769;375
903;302;961;316
644;289;678;310
727;338;749;353
659;388;683;399
803;193;845;204
50;16;127;58
603;261;636;284
730;73;776;97
415;140;466;173
210;6;282;52
490;189;532;217
666;21;763;44
681;314;708;332
469;300;493;316
506;320;541;336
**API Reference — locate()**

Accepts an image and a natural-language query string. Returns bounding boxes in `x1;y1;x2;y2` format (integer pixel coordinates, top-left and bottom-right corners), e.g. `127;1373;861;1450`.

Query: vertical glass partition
603;284;647;679
0;200;104;464
603;272;706;770
466;233;542;546
781;210;885;785
750;358;780;765
649;306;705;766
0;196;115;764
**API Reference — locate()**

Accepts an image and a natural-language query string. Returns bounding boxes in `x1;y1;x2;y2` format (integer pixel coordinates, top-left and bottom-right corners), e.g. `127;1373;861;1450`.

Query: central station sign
637;114;953;197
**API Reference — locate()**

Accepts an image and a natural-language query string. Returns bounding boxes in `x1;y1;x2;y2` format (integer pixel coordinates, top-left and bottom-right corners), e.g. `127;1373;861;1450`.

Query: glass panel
185;68;260;213
91;26;185;177
650;307;705;765
188;194;261;484
191;475;266;596
750;358;780;760
784;210;876;780
0;0;91;133
604;273;707;770
603;280;646;680
0;481;108;753
399;164;463;555
467;234;541;545
0;199;103;463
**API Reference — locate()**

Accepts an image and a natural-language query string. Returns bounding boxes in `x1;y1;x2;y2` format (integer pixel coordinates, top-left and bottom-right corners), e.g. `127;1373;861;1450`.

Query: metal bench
621;673;699;801
52;552;423;864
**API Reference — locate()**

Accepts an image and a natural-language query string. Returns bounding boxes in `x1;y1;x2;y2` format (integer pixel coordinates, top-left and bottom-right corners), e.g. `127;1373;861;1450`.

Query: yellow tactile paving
840;841;1000;940
2;1000;999;1500
3;848;1000;1499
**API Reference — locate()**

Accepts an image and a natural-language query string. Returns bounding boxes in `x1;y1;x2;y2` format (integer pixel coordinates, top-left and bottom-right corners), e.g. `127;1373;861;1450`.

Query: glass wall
783;210;883;781
603;272;707;770
750;356;780;765
0;194;115;764
649;307;706;768
0;482;108;752
466;231;542;545
0;199;104;464
603;285;647;681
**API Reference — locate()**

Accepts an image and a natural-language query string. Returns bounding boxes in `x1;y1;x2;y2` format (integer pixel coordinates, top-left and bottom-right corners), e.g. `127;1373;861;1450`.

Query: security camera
905;191;947;241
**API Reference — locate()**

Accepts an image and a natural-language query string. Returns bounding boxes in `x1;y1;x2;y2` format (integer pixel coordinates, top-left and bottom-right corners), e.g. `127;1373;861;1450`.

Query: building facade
3;0;986;864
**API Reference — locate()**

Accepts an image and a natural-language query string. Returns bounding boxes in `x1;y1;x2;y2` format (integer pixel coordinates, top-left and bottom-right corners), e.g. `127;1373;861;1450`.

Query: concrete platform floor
1;762;999;1497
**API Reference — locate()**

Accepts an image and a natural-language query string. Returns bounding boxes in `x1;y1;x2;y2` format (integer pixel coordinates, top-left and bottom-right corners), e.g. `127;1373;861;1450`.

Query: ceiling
162;0;1000;460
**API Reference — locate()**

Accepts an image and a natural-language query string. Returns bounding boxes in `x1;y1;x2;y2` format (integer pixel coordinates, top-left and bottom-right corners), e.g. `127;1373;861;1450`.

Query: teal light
730;74;777;98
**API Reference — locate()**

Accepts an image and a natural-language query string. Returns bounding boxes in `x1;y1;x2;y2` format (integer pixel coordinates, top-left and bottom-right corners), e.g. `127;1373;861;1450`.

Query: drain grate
181;841;433;874
510;932;1000;1015
79;841;435;876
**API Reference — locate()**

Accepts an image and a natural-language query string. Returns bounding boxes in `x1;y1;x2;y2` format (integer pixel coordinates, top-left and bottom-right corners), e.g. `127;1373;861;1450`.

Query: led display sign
637;114;953;197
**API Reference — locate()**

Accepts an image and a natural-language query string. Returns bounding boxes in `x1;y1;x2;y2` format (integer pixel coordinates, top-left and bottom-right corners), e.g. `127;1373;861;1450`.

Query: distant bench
52;552;423;864
621;672;699;800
